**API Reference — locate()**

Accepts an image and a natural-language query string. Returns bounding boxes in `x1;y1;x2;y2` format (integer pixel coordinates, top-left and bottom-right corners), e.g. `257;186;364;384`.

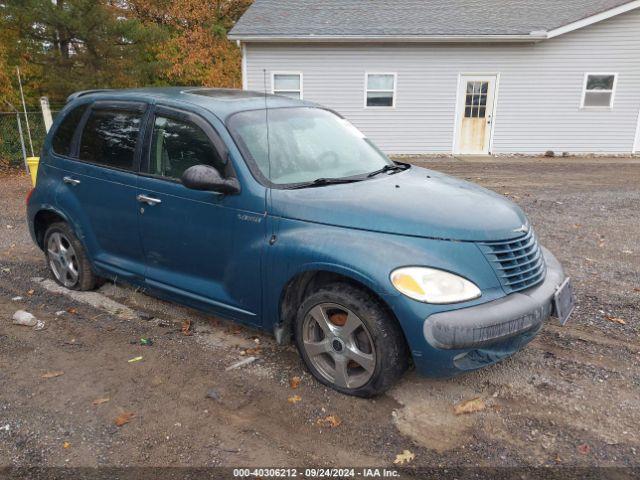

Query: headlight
390;267;481;304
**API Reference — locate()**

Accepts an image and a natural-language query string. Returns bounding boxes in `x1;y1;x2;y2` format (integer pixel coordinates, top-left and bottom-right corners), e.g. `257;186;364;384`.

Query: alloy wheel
302;303;376;389
47;232;79;288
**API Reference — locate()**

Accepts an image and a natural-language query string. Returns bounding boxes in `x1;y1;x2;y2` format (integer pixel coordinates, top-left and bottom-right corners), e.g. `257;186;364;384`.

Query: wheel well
33;210;66;249
278;270;406;347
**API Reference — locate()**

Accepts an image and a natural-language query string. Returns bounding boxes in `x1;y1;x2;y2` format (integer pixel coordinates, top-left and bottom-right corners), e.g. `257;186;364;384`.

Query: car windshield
227;107;393;185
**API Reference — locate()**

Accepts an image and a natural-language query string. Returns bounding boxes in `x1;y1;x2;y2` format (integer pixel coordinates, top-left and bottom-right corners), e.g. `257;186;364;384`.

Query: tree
1;0;165;105
0;0;252;106
128;0;251;88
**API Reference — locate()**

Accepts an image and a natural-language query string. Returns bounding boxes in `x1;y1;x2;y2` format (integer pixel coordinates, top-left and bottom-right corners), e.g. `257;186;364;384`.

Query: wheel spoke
309;305;336;336
332;354;349;388
303;339;331;357
67;260;79;281
47;248;60;260
340;311;362;338
48;233;60;253
345;345;375;373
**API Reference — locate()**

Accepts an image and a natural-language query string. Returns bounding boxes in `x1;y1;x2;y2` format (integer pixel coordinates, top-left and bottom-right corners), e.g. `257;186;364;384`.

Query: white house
229;0;640;155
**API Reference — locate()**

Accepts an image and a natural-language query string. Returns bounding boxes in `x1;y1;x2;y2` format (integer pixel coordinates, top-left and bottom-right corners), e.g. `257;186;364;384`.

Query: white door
455;75;497;155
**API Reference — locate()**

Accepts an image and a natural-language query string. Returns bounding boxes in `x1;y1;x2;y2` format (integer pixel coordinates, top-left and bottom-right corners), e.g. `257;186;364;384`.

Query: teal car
27;88;574;396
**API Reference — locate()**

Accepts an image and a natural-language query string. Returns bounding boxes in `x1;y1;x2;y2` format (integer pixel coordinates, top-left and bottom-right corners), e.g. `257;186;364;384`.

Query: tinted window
149;116;224;179
79;109;142;170
52;104;87;156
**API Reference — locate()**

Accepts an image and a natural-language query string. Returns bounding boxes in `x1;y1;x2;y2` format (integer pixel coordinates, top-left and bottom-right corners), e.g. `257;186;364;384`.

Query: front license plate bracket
553;277;575;325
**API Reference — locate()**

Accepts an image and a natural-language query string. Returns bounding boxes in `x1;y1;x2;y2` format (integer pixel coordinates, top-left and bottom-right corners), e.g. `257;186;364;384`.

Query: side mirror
181;165;240;194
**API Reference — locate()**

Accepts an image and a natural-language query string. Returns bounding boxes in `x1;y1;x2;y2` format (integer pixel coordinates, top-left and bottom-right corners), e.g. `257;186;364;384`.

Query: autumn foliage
0;0;252;106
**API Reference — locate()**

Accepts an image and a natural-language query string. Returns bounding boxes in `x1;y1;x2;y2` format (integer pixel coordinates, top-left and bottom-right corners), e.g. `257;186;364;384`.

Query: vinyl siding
244;8;640;154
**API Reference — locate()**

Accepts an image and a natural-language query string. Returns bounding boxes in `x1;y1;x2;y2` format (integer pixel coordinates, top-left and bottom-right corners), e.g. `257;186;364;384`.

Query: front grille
478;228;546;294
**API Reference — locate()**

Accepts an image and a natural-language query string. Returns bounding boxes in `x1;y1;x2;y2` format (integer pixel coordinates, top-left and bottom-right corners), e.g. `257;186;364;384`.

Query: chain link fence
0;110;60;168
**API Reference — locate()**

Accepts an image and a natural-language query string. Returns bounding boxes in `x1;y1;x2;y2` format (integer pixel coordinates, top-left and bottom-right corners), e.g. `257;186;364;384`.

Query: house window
365;73;396;107
272;72;302;99
582;73;617;108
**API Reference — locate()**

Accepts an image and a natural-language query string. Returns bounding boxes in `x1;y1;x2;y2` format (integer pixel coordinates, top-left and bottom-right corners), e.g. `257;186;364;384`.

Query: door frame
452;73;500;155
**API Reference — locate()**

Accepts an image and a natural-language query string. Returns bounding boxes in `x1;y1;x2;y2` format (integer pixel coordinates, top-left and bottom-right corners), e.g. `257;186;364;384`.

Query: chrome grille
478;228;546;294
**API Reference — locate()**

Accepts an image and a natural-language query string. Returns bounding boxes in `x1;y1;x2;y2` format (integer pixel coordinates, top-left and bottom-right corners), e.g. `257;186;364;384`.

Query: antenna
263;69;272;183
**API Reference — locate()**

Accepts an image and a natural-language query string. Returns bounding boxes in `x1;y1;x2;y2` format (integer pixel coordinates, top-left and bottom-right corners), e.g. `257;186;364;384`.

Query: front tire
44;222;98;291
294;283;409;397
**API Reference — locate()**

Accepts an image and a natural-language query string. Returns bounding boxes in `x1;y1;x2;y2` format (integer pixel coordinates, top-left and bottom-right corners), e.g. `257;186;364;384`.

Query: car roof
66;87;318;120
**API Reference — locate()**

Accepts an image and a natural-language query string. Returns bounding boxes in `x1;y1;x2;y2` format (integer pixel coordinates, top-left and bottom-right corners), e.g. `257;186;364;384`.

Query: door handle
63;176;81;186
136;194;162;206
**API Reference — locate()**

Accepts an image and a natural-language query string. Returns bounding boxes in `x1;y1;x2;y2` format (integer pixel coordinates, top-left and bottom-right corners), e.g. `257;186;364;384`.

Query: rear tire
294;282;409;397
44;222;99;291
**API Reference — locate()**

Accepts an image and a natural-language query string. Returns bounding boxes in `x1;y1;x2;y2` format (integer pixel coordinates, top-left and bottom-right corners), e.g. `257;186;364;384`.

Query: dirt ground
0;157;639;474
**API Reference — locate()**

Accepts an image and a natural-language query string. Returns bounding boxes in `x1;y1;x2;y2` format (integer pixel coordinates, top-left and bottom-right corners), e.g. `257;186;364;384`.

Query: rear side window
79;109;142;171
52;104;87;156
149;116;225;179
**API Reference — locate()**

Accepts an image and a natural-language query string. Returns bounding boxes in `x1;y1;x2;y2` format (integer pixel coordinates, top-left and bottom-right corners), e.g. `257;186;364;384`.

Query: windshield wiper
288;177;364;189
367;163;410;178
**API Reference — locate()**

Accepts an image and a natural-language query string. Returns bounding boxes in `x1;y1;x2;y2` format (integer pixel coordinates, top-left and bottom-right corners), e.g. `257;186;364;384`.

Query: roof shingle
229;0;636;38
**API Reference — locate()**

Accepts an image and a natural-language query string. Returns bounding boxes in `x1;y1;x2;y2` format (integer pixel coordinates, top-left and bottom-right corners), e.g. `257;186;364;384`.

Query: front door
136;106;263;325
455;75;497;155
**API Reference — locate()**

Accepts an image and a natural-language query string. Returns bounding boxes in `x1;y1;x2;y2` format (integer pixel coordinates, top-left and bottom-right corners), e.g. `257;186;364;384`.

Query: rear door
55;101;148;280
136;106;263;325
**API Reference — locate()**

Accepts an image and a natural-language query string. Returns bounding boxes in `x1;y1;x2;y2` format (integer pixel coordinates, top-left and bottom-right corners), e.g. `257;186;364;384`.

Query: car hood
270;166;529;242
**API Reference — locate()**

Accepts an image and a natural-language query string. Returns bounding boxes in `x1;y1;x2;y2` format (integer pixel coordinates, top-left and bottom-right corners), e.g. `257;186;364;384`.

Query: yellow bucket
26;157;39;186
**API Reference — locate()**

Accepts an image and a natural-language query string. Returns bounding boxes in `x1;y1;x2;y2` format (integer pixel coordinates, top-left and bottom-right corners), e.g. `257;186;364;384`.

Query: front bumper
423;247;565;351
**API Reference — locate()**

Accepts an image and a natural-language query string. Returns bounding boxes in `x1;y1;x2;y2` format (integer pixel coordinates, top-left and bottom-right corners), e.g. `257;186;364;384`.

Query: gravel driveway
0;157;639;474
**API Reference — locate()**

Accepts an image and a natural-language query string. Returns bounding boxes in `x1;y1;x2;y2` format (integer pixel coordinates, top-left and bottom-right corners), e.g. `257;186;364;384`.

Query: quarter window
582;74;617;108
149;116;224;179
52;104;87;156
79;109;142;170
273;73;302;99
366;73;395;107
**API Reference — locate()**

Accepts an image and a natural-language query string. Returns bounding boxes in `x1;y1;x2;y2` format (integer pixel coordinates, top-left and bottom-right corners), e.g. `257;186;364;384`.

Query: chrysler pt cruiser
27;88;574;397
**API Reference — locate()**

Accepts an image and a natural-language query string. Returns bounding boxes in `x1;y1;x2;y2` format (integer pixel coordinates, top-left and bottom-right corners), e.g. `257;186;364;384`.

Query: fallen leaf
92;397;110;406
41;371;64;379
573;223;582;229
577;444;590;455
393;450;415;465
605;316;626;325
181;319;192;336
26;289;34;296
66;307;77;314
634;288;640;292
316;414;341;428
244;346;262;356
128;356;143;363
454;397;486;415
287;395;302;404
290;376;301;389
114;412;134;427
63;441;71;449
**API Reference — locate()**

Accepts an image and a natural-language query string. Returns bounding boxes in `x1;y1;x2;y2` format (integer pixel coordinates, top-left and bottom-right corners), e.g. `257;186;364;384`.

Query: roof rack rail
66;89;113;103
